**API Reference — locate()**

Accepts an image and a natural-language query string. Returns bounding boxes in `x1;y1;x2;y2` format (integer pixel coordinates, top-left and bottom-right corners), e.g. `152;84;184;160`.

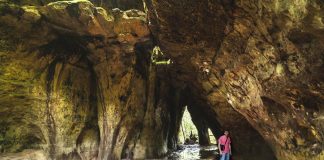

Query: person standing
218;131;231;160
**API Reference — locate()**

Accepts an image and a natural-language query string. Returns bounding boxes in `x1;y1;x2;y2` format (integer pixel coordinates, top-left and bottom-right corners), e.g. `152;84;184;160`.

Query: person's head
224;130;229;137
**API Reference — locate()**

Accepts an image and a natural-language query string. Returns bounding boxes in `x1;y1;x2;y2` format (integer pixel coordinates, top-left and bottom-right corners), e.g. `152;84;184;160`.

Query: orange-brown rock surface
0;0;323;160
0;1;180;159
144;0;324;159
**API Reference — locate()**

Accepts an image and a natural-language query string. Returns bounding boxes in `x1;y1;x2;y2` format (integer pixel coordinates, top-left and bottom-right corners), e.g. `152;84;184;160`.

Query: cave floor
168;144;219;160
0;149;46;160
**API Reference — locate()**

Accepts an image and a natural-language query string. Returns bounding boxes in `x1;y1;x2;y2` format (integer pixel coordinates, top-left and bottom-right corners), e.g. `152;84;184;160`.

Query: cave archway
178;106;216;145
192;94;276;160
164;86;276;160
178;106;199;145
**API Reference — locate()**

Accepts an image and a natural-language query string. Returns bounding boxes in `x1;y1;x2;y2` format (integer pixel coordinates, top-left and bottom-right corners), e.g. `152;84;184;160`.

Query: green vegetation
178;106;198;144
151;46;172;65
178;107;216;144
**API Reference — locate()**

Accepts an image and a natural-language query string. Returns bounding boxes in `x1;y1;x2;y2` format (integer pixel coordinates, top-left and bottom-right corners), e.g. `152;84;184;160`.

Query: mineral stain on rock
0;0;323;160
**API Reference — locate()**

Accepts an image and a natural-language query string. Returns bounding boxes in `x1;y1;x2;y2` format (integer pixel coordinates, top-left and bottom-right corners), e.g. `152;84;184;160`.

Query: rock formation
0;0;178;159
144;0;324;159
8;0;143;10
0;0;323;160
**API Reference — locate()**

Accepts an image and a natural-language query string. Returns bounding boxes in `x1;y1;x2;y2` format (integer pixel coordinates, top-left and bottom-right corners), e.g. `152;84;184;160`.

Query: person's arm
218;137;223;155
218;142;222;155
229;144;232;155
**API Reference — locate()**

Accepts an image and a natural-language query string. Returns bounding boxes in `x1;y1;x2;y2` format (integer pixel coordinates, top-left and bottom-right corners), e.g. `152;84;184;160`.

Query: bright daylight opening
178;106;199;144
178;106;216;145
169;106;218;159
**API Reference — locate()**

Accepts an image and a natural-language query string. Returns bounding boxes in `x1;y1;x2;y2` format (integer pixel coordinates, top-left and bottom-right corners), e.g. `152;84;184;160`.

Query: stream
168;144;219;160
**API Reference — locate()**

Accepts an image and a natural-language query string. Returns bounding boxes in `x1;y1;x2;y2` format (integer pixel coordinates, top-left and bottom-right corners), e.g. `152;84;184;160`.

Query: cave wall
0;0;323;160
0;1;180;159
7;0;143;10
144;0;324;159
184;90;276;160
206;101;277;160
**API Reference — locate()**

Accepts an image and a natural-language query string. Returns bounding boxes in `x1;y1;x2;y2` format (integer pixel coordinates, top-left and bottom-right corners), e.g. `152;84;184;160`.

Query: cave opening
178;106;217;145
178;106;199;145
168;105;219;160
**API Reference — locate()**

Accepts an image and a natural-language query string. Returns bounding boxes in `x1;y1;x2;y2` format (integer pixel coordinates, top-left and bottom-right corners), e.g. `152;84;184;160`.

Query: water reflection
168;144;219;160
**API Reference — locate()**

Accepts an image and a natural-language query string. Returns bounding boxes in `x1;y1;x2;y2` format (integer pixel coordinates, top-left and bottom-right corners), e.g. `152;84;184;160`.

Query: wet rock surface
168;144;218;160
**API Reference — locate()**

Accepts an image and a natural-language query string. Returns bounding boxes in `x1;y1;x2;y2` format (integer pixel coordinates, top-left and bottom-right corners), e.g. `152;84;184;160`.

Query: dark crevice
38;35;91;59
45;58;59;159
134;40;154;79
167;88;186;150
76;56;100;146
108;114;126;160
